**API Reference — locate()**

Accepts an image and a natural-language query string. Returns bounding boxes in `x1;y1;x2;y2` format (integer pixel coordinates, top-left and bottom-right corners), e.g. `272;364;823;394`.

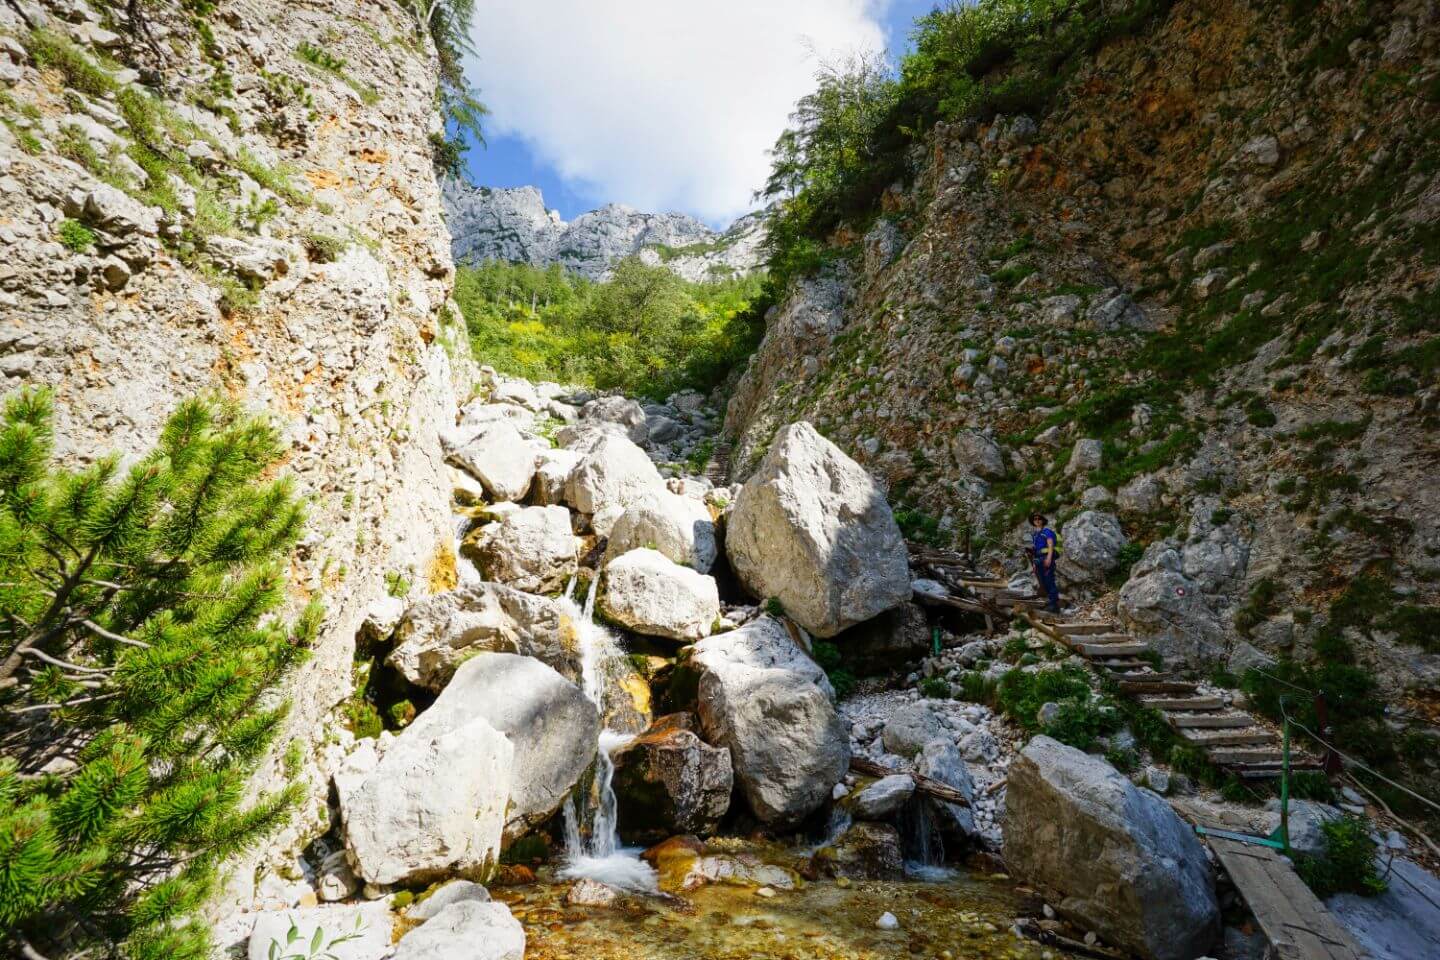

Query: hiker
1029;513;1061;613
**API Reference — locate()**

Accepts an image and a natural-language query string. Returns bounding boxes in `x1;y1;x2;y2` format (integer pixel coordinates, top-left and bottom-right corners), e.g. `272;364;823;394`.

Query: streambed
498;868;1076;960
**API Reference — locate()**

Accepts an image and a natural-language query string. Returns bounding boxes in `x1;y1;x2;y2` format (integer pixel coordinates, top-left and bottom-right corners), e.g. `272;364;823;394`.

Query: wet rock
468;504;576;593
726;421;910;637
1005;736;1220;960
386;582;571;691
915;738;977;841
248;902;394;960
600;548;719;641
692;615;849;827
821;821;905;879
614;714;733;838
337;714;512;885
876;911;900;930
680;853;799;891
565;879;619;906
848;774;916;819
448;422;539;502
418;652;599;842
391;901;525;960
1328;857;1440;960
603;488;718;572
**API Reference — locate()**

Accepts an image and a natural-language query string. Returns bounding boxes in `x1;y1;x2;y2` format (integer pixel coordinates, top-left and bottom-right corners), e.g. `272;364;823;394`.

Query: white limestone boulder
248;902;394;960
392;901;525;960
564;432;665;517
1058;510;1128;586
725;422;909;637
468;504;576;593
600;548;719;641
386;582;573;690
603;489;717;572
533;448;582;506
691;615;848;826
448;422;539;503
1004;736;1220;960
337;715;512;885
427;653;600;841
581;394;649;446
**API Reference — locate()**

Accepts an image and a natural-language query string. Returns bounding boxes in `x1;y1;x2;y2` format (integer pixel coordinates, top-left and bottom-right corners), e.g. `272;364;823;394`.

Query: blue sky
461;2;939;226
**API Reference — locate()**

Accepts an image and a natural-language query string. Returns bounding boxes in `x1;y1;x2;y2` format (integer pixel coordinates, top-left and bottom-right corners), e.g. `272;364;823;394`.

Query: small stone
876;911;899;930
755;886;777;899
835;877;851;889
1043;903;1056;920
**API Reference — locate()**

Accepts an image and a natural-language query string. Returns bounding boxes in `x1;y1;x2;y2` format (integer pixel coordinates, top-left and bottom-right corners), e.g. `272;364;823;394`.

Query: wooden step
1055;623;1120;636
1145;696;1226;712
1168;714;1256;729
1079;642;1149;657
1077;633;1143;645
1116;680;1198;695
1097;658;1153;670
1206;748;1289;765
1182;729;1278;747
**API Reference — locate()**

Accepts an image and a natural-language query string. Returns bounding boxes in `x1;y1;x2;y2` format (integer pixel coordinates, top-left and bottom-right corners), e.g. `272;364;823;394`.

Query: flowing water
556;578;659;893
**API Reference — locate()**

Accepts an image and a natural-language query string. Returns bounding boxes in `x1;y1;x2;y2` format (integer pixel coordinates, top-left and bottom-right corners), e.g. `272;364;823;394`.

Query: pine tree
0;388;320;960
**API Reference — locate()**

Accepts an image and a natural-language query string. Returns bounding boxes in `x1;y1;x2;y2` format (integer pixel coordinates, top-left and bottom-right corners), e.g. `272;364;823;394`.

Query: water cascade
557;577;659;892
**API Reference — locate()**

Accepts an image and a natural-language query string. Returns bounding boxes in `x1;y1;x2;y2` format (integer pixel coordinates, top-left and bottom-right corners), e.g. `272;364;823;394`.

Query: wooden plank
1145;696;1226;711
850;756;970;807
1182;729;1278;746
1116;680;1198;695
1098;658;1154;669
1079;642;1149;657
1054;623;1121;636
1206;748;1290;765
1210;838;1367;960
1168;714;1256;729
1076;633;1144;645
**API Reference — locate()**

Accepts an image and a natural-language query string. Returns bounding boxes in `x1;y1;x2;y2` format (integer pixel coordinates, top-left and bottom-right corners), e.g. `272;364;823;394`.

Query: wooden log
849;756;971;807
1167;714;1256;729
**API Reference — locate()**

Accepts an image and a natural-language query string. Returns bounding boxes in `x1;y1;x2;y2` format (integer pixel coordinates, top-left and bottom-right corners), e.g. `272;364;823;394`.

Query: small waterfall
453;514;480;584
900;794;955;881
557;578;659;893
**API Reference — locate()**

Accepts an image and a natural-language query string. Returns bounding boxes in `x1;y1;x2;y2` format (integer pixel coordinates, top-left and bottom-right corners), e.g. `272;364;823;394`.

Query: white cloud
466;1;892;225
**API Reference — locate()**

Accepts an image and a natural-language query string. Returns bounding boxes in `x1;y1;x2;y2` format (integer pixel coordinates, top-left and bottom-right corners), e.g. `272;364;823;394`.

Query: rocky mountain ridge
442;178;766;281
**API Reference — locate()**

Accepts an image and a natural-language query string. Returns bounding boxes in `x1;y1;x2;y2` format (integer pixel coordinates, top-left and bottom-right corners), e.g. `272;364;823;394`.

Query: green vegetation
454;258;769;399
1295;816;1387;899
0;389;317;959
918;677;951;699
401;0;489;175
57;218;97;252
993;663;1124;752
759;0;1175;286
295;42;378;106
813;641;858;700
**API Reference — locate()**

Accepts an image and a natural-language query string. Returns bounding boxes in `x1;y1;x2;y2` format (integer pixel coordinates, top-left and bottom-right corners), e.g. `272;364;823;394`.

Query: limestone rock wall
0;0;470;876
722;0;1440;700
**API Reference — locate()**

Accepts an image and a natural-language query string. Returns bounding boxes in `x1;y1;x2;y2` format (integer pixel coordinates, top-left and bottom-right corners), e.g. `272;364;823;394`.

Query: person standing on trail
1030;513;1061;613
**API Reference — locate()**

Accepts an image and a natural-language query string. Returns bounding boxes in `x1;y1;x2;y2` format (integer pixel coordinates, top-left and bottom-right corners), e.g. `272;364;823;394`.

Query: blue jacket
1032;527;1057;567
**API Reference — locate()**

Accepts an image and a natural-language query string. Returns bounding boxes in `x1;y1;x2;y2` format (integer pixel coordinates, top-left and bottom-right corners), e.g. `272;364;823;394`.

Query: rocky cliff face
725;0;1440;708
442;179;766;281
1;0;467;893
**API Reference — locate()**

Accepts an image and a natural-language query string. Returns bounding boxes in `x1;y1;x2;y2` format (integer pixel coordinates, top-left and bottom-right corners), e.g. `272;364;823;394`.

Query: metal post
931;625;941;657
1278;698;1291;855
1315;691;1342;775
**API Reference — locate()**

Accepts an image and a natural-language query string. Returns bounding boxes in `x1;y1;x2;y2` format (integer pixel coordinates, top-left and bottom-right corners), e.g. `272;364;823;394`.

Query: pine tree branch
79;619;150;648
10;692;120;714
18;647;111;674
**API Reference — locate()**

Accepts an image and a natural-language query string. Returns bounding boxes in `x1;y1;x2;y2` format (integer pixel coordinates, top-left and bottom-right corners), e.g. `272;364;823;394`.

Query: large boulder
447;422;539;502
600;548;719;641
581;395;649;446
881;703;944;758
338;715;512;885
849;774;916;820
391;901;525;960
565;433;665;516
613;713;733;839
1004;736;1220;960
819;821;904;879
533;448;583;506
1058;511;1128;586
726;422;910;637
418;653;599;841
603;489;717;572
386;582;573;690
691;615;848;826
468;504;576;593
248;902;394;960
1118;544;1226;666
